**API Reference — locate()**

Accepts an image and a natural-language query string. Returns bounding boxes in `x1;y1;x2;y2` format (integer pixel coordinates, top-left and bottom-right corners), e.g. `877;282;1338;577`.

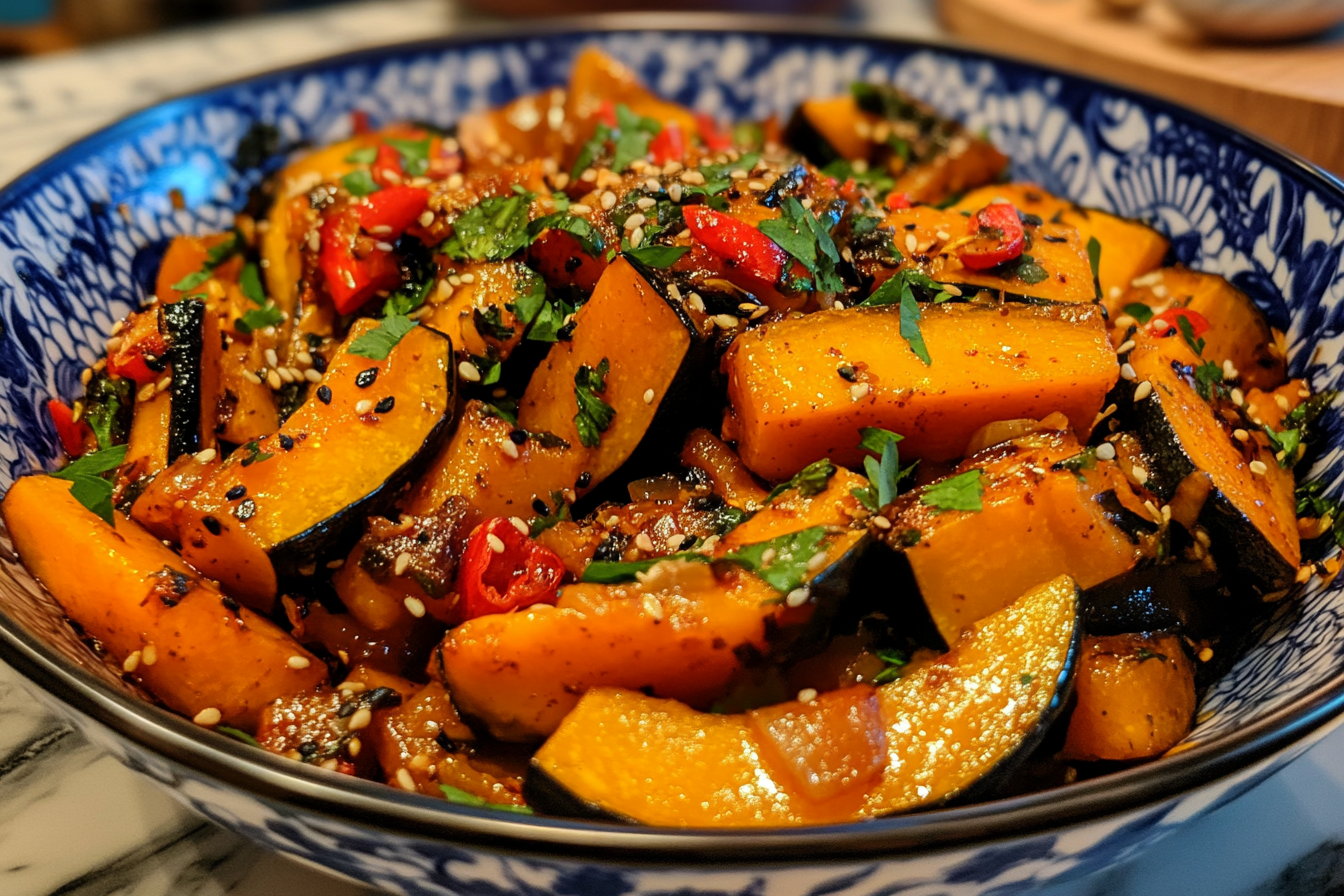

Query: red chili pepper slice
457;518;565;620
356;186;430;237
648;123;685;165
47;399;92;458
371;143;405;189
683;204;788;285
107;310;167;386
695;112;734;153
885;191;912;211
595;99;619;129
958;202;1026;271
318;207;402;315
1150;307;1211;339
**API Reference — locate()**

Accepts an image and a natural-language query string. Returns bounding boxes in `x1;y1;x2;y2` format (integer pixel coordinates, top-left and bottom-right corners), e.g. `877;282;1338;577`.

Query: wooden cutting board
937;0;1344;174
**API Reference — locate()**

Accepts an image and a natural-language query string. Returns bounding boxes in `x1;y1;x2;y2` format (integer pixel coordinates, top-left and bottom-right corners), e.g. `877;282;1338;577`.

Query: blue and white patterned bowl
1;18;1344;896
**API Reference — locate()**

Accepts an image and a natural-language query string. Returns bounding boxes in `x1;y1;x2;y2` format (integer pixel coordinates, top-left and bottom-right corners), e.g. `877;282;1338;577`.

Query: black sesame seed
232;498;257;522
317;385;332;404
375;396;395;413
509;429;528;445
298;742;320;758
278;434;295;451
220;595;241;614
312;354;328;373
576;471;592;489
225;485;247;501
202;516;222;536
837;365;858;382
532;497;550;515
355;368;378;388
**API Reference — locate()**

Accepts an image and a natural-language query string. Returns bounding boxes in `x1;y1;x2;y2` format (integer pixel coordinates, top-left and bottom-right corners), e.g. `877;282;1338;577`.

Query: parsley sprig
720;525;830;594
348;313;417;361
1297;479;1344;548
573;358;615;448
235;261;285;334
442;188;535;262
758;197;845;293
764;458;836;505
169;233;241;293
51;443;128;525
920;469;984;513
851;427;914;512
859;270;952;366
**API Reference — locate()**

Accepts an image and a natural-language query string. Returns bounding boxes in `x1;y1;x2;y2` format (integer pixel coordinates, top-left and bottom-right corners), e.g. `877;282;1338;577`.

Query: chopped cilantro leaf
171;270;210;292
384;136;431;177
871;648;908;684
528;489;570;537
611;105;662;172
1086;236;1103;300
573;358;615;448
853;427;911;510
441;191;535;262
239;262;266;305
1177;314;1206;357
720;526;830;594
623;245;690;268
235;302;284;335
347;313;417;360
699;153;760;182
763;458;836;504
440;785;534;814
51;444;128;525
473;305;514;342
570;122;611;180
508;267;549;328
820;158;895;194
238;440;274;467
343;146;378;164
341;169;380;197
1123;302;1154;325
216;725;261;748
581;552;711;583
920;469;984;513
170;233;241;292
900;286;931;366
757;197;845;293
1264;423;1303;467
1193;360;1224;401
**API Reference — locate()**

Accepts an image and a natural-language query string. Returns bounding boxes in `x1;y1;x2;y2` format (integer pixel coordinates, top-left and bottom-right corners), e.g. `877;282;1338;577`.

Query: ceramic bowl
2;17;1344;896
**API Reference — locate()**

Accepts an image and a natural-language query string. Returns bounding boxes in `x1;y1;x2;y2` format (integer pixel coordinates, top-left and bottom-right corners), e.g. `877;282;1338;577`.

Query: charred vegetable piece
1061;633;1196;761
1109;268;1287;392
1124;333;1299;596
518;256;713;485
526;575;1079;825
256;675;406;774
724;303;1118;479
880;431;1145;647
129;450;219;543
679;428;768;511
178;319;454;610
2;475;326;727
163;298;208;462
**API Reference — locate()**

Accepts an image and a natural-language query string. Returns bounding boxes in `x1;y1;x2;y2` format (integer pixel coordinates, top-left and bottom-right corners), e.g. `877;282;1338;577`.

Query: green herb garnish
573;358;615;448
920;469;984;513
852;427;912;511
216;725;262;748
1122;302;1154;325
1086;236;1103;300
871;647;908;685
384;136;431;177
341;169;380;197
623;245;690;269
236;303;284;335
720;526;830;594
344;146;378;164
764;458;836;505
348;313;417;360
51;443;128;525
581;552;712;583
611;105;662;173
758;197;845;293
528;489;570;537
440;785;534;814
441;190;535;262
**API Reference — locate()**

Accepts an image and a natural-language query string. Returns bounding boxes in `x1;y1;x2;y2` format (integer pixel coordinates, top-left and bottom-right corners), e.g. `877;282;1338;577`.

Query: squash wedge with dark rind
723;302;1118;479
178;319;455;610
882;431;1145;647
2;475;326;728
1123;333;1299;596
525;574;1080;825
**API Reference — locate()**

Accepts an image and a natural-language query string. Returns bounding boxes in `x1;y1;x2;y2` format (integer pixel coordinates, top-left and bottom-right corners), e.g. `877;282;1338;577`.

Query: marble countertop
2;2;1343;894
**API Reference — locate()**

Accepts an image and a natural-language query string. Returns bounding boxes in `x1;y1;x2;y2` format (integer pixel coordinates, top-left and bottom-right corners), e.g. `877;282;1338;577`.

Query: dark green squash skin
1121;374;1296;597
162;298;206;463
782;106;843;169
267;325;458;579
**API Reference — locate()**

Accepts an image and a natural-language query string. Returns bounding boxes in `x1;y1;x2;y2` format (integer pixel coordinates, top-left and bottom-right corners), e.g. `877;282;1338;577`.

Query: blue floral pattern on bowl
1;24;1343;896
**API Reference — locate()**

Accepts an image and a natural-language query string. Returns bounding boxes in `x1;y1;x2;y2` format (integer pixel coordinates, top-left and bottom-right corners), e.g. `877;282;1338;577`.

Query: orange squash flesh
422;260;534;361
125;388;172;477
1126;333;1300;594
747;685;888;802
129;450;219;542
528;575;1078;826
562;48;699;169
953;184;1169;299
678;428;768;511
724;303;1118;480
891;431;1143;645
2;476;325;727
1062;633;1196;761
1108;268;1287;392
876;205;1097;304
518;256;694;484
458;88;570;166
179;320;453;609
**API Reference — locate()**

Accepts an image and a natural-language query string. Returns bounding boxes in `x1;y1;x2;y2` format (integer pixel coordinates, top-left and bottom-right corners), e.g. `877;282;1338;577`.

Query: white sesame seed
326;558;345;569
797;688;818;704
666;533;686;551
642;593;665;621
1134;381;1154;401
122;650;141;673
643;388;655;404
1231;388;1246;406
355;399;374;414
348;707;373;731
850;382;871;401
1161;504;1172;522
1198;647;1214;663
436;279;454;301
296;350;314;367
287;655;311;670
394;551;412;576
458;361;481;382
243;369;263;386
277;366;296;384
667;182;683;203
1224;359;1238;379
193;707;222;727
905;233;918;254
347;737;362;758
568;203;592;215
1132;270;1165;288
448;274;462;287
713;313;738;329
510;517;529;535
1113;314;1137;329
1250;460;1268;475
267;370;283;391
785;587;810;608
1297;565;1314;584
800;197;814;209
137;383;156;403
636;197;657;210
374;241;395;252
663;161;683;175
667;283;682;301
264;348;279;368
417;210;435;228
404;596;426;618
680;170;706;185
935;230;951;241
635;532;655;553
141;643;157;666
194;448;217;464
487;533;506;553
304;368;323;383
645;178;661;192
1275;394;1291;411
760;548;777;565
600;190;617;210
500;439;520;459
1234;428;1249;442
747;180;768;191
1119;363;1137;381
806;552;829;572
605;515;621;527
629;226;644;248
750;306;769;320
1095;442;1117;461
689;293;706;313
1132;466;1149;486
1116;340;1136;354
624;213;646;231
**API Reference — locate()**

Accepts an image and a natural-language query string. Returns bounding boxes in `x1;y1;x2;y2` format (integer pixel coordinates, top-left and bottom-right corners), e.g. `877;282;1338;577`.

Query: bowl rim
2;11;1343;865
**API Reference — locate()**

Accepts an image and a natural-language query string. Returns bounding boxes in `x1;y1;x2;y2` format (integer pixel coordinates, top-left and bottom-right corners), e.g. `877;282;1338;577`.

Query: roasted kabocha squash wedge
526;575;1079;825
1061;632;1196;762
783;83;1007;205
1121;332;1300;596
952;184;1169;299
723;302;1118;479
1108;268;1287;392
2;475;326;727
178;319;455;610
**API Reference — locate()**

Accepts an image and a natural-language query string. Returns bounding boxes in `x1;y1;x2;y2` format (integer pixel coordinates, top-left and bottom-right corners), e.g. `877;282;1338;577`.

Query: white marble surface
2;2;1344;894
